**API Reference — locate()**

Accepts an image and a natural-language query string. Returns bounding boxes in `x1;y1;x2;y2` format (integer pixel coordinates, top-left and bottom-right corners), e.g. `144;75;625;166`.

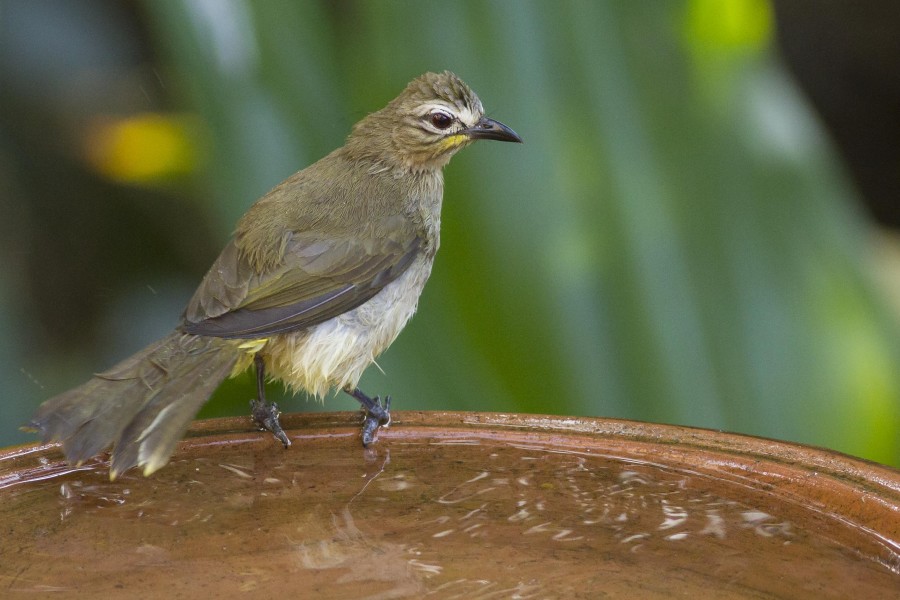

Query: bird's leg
344;387;391;447
250;354;291;447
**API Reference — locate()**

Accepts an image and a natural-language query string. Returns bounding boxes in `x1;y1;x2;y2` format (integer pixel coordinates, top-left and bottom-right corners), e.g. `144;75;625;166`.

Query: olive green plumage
30;71;521;479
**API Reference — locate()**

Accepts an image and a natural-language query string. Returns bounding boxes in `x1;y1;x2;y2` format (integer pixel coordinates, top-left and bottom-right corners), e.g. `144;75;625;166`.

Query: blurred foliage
1;0;898;467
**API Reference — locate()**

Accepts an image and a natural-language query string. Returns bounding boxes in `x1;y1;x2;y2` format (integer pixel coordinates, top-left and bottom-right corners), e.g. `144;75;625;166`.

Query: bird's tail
30;331;237;479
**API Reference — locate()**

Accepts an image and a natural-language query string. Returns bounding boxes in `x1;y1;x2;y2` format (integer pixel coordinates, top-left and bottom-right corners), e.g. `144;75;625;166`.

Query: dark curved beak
463;116;523;143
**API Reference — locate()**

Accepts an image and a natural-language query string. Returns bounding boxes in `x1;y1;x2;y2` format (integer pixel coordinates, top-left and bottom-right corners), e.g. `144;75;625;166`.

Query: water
1;418;898;598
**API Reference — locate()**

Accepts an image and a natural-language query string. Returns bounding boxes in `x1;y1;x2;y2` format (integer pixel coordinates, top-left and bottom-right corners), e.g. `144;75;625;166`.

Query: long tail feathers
30;332;237;479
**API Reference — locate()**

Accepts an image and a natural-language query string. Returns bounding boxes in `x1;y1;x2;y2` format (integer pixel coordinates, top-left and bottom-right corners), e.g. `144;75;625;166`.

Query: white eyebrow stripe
416;102;457;116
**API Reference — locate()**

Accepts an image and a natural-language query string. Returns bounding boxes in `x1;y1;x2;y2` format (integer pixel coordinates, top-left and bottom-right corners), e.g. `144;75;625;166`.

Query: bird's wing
181;229;421;339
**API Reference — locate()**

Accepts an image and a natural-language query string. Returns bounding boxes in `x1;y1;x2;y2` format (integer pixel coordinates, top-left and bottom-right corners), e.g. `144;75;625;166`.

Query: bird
28;71;522;480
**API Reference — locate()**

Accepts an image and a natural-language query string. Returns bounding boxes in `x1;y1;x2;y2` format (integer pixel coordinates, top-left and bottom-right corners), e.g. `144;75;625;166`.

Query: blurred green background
2;0;899;467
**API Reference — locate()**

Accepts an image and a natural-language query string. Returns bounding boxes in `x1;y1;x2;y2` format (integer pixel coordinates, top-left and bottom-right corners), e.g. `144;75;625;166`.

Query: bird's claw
361;395;391;447
250;399;291;448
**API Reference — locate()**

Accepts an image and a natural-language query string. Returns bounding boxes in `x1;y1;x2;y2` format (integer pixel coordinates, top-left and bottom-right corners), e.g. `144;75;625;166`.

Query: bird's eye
430;111;453;130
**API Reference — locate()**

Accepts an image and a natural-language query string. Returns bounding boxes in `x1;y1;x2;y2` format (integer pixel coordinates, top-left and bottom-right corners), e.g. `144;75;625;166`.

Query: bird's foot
361;395;391;447
250;399;291;448
345;388;391;447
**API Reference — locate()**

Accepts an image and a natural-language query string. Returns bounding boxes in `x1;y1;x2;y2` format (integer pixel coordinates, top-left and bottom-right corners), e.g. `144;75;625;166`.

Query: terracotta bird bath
1;412;898;597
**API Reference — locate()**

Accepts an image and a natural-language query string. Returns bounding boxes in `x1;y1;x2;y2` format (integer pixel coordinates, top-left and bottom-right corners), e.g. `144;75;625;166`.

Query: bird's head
346;71;522;172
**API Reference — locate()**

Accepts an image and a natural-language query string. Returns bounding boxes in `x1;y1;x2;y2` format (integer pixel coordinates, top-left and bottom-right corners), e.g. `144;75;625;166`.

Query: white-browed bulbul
29;71;522;479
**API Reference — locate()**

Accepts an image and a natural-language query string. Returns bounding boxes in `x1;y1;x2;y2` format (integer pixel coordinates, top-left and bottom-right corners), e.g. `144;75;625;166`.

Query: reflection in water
1;435;897;598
